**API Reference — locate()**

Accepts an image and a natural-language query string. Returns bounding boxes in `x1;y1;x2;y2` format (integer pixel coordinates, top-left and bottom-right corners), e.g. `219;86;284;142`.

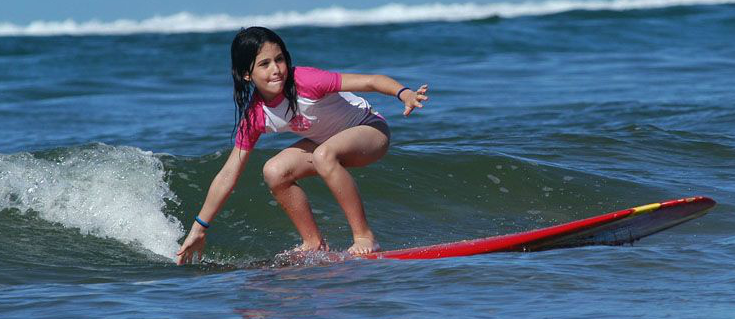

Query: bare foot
293;241;329;252
347;236;380;255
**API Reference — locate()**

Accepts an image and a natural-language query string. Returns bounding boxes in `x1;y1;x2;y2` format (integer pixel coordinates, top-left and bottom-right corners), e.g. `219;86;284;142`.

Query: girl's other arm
340;73;429;116
175;146;251;265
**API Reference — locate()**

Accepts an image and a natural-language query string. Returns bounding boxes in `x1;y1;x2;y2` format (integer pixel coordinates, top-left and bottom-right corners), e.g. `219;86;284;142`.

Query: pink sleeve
294;66;342;100
235;103;265;150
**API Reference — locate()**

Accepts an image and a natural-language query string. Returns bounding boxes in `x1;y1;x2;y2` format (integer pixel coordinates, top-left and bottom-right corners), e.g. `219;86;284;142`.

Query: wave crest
1;0;733;36
0;143;184;260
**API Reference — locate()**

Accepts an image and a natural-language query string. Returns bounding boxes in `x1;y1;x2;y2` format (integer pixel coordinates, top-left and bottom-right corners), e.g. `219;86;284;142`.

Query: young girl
176;26;428;265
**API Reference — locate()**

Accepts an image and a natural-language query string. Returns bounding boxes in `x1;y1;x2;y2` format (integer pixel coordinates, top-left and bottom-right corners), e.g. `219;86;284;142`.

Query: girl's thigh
316;123;390;168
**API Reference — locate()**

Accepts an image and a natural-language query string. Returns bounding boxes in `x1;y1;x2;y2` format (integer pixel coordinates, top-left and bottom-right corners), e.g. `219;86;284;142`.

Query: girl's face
245;41;288;101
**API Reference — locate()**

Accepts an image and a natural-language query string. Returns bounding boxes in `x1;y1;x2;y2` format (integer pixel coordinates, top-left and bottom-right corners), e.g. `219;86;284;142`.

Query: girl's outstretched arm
175;146;251;265
340;74;429;116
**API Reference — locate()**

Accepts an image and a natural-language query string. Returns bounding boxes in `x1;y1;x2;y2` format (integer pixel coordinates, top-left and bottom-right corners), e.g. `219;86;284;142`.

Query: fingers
403;84;429;117
416;89;428;99
175;244;188;265
176;241;190;255
176;251;193;265
176;248;189;265
412;84;429;108
175;243;199;265
416;84;429;100
403;105;413;116
416;84;429;96
175;229;207;265
404;101;426;116
176;249;200;265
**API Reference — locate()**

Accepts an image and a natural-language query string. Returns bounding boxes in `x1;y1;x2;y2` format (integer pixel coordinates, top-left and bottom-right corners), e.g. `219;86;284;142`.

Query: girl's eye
275;56;284;63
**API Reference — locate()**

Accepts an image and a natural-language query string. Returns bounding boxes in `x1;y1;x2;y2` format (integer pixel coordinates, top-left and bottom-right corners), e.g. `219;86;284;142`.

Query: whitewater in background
1;0;735;36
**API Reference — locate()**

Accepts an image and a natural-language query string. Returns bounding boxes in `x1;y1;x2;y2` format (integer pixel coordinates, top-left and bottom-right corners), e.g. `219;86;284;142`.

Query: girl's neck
258;90;285;107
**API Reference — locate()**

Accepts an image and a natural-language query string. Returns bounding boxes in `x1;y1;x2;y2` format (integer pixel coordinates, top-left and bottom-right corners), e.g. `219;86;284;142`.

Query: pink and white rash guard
235;66;383;150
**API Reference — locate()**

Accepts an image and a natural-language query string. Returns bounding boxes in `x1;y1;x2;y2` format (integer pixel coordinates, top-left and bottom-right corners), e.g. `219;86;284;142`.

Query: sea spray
0;143;184;259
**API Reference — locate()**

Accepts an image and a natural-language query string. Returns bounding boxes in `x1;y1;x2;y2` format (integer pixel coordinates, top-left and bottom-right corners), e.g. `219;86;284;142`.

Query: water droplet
486;174;501;184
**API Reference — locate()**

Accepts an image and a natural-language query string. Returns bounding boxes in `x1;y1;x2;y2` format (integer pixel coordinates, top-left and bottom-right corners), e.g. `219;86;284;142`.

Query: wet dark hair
230;26;297;146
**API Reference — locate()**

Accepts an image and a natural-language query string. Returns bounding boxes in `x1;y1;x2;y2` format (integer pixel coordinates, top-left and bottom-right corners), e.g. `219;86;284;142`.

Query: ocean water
2;1;735;318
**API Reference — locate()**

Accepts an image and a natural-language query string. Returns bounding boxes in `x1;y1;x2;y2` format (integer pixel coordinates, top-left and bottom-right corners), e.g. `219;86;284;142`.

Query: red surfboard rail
363;196;715;260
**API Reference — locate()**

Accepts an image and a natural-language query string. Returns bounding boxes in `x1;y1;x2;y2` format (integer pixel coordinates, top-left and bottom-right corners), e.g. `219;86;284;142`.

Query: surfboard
362;196;715;260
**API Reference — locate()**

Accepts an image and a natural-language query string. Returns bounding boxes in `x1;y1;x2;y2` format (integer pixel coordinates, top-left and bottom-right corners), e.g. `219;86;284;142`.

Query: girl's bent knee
262;160;290;188
312;147;338;174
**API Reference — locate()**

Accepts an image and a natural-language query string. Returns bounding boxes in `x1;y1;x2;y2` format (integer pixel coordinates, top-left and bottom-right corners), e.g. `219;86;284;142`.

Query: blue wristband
396;87;410;101
195;216;210;229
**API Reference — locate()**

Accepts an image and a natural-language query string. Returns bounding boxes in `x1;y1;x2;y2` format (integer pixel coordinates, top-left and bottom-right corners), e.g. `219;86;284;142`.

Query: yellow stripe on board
631;203;661;216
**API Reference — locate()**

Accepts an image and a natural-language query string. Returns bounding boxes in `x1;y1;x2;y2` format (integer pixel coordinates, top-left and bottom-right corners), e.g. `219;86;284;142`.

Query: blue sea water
1;1;735;318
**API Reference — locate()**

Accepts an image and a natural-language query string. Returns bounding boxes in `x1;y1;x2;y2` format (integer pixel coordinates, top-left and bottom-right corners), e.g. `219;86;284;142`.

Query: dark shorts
359;113;391;142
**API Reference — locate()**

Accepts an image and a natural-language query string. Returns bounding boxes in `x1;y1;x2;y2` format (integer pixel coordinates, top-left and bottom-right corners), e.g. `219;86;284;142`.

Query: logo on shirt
288;114;312;132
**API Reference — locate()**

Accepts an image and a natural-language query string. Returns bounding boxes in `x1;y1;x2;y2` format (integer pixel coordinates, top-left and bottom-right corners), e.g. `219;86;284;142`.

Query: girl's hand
401;84;429;117
175;223;207;265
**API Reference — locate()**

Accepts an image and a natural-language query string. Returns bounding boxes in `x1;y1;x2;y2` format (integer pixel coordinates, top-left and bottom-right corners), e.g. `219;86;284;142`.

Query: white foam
0;144;184;260
0;0;733;36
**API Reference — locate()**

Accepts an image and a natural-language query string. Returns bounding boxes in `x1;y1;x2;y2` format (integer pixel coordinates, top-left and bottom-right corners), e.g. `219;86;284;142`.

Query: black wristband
396;87;410;101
